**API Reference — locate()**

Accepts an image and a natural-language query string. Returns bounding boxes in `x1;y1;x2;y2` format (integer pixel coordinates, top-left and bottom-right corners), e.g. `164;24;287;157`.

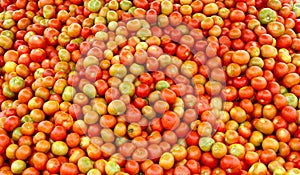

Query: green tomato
129;63;145;76
40;19;49;27
128;7;137;15
34;68;44;79
284;93;298;108
119;82;135;96
95;31;109;41
273;167;286;175
70;37;84;45
105;161;120;175
109;63;127;79
1;30;14;40
3;19;15;29
108;100;126;115
136;28;152;41
293;3;300;17
155;80;170;91
78;156;93;173
123;74;136;83
120;0;132;11
280;85;288;94
199;137;215;152
229;143;245;158
58;49;71;62
11;160;26;174
83;55;99;68
12;127;22;142
83;84;97;99
21;115;33;124
115;137;128;147
87;168;102;175
9;76;25;93
158;54;172;69
106;10;118;23
3;85;15;98
158;14;169;28
142;105;156;120
248;57;264;68
62;86;76;102
161;0;173;15
87;0;102;13
51;141;69;156
258;8;277;25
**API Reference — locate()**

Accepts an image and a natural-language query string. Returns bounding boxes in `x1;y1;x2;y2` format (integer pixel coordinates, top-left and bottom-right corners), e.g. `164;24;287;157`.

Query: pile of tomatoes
1;0;300;174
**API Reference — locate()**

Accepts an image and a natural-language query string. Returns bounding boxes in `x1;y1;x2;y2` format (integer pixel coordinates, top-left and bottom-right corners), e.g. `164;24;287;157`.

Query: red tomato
28;35;46;49
0;134;10;154
281;106;298;122
220;155;242;175
161;111;180;130
60;163;79;175
136;84;151;98
145;164;163;175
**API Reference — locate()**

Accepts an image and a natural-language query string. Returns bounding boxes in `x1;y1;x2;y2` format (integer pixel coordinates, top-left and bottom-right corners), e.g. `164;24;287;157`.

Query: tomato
0;134;10;154
174;166;191;175
125;160;140;175
145;164;163;175
159;152;174;170
220;155;242;175
136;84;151;98
161;111;180;130
60;163;79;175
125;105;142;123
176;44;191;61
132;147;148;163
30;152;48;171
201;152;218;169
28;35;46;49
281;106;298;122
46;158;61;174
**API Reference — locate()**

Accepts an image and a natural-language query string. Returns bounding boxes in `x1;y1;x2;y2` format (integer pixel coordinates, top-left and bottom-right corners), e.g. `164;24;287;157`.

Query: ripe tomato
161;111;180;130
220;155;242;175
28;35;46;49
60;163;79;175
136;84;151;98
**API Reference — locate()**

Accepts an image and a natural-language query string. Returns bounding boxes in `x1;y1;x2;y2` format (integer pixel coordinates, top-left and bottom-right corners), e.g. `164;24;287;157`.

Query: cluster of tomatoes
1;0;300;174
